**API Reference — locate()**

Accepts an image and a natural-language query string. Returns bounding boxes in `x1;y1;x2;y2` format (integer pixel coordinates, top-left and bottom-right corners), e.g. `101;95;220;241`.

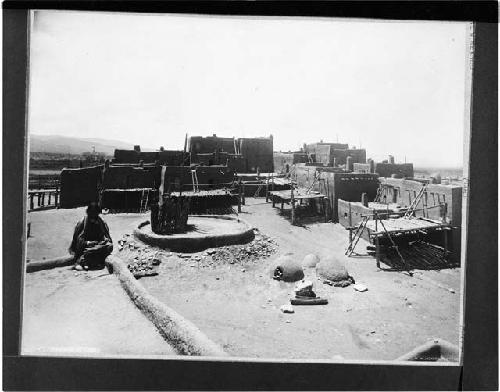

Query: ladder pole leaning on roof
377;215;412;275
404;184;427;219
346;215;369;256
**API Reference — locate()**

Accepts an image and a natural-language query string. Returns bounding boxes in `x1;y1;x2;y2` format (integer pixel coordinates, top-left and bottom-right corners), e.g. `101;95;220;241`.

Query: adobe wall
379;177;462;262
102;166;161;190
379;178;461;226
188;136;236;154
337;199;373;228
273;152;308;174
113;149;186;165
330;149;348;165
313;144;333;166
295;166;379;221
305;142;348;155
346;149;367;164
100;189;146;211
238;137;273;173
332;173;379;221
331;148;366;166
353;163;372;173
60;166;102;208
161;165;235;193
375;163;414;178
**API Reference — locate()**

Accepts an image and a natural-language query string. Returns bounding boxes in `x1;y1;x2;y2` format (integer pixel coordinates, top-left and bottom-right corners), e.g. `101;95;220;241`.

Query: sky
29;11;470;167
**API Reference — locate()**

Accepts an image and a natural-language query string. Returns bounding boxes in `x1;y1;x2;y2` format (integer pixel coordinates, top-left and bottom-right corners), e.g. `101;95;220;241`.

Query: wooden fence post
237;181;242;213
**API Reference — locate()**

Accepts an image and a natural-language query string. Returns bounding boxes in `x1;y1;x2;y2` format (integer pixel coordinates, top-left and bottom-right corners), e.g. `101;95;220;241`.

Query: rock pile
118;234;163;278
294;280;316;297
117;230;277;272
208;232;277;266
290;279;328;305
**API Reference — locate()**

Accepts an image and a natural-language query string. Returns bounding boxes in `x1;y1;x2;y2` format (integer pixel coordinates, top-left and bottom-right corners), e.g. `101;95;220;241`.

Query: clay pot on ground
302;254;320;268
271;255;304;282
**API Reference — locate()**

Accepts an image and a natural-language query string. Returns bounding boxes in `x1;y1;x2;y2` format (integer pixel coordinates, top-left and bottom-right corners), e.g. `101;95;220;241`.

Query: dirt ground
23;201;462;361
23;208;174;357
139;198;462;360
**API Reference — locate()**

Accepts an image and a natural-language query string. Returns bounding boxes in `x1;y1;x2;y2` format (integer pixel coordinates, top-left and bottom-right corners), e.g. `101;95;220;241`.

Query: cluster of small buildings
57;133;463;265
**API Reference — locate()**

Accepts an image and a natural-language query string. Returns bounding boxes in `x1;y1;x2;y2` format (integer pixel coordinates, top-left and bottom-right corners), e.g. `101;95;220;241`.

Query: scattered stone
280;304;295;314
207;233;277;266
215;277;220;280
353;284;368;292
294;280;316;298
285;320;291;323
448;288;455;293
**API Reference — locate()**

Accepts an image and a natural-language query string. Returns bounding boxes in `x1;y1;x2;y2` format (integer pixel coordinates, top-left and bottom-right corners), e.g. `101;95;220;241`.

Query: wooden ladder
254;183;263;198
139;189;150;213
191;169;200;192
403;184;427;219
376;215;411;275
345;216;369;256
306;171;320;194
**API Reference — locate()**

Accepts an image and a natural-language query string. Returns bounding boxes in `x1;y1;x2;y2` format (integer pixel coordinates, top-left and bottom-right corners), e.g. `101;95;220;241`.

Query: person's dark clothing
69;216;113;269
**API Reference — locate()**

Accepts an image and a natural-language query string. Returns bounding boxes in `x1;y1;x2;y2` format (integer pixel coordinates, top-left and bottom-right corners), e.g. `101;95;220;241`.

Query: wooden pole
29;194;34;210
375;235;380;269
238;180;242;213
266;174;270;202
241;183;246;205
324;197;328;223
291;185;296;225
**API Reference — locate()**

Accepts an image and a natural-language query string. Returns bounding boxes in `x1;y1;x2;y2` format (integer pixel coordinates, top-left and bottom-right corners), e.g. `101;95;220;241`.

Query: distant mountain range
29;134;152;155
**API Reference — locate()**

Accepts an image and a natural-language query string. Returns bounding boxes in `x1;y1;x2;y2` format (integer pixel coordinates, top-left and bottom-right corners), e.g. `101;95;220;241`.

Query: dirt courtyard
23;199;463;361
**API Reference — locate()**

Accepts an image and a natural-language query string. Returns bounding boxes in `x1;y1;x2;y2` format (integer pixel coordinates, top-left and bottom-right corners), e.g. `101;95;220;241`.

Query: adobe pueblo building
56;134;463;273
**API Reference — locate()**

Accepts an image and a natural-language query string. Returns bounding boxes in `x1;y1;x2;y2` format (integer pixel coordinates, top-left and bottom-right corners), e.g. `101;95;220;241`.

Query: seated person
69;202;113;270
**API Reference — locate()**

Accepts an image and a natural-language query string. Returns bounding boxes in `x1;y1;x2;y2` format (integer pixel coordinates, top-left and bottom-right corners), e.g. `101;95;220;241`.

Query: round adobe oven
133;215;255;252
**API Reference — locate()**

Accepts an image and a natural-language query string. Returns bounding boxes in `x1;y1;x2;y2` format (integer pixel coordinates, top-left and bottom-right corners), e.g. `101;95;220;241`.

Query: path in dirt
23;208;175;356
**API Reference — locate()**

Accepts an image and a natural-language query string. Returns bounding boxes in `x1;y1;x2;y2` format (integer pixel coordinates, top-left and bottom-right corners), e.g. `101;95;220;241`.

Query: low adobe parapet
375;162;414;178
